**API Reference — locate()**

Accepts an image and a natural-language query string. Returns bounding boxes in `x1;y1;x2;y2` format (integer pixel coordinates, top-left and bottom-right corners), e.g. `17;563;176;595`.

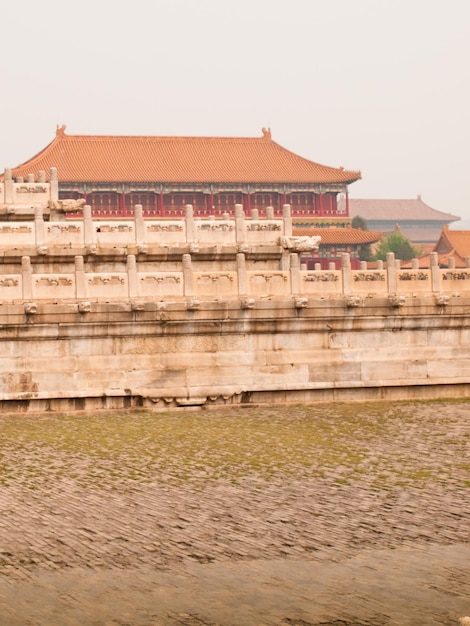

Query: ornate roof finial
56;124;67;136
261;127;272;140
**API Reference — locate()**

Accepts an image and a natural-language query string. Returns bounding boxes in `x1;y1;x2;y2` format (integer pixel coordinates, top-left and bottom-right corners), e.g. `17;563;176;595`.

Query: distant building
5;125;361;220
344;196;460;245
293;227;382;270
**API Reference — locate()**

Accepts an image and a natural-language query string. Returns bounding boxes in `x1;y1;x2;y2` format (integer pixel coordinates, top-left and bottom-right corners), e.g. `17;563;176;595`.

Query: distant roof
293;227;382;245
6;126;361;185
435;225;470;262
344;197;459;222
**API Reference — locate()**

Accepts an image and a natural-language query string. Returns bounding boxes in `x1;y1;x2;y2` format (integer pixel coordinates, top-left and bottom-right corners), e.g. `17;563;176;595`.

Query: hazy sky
2;0;469;217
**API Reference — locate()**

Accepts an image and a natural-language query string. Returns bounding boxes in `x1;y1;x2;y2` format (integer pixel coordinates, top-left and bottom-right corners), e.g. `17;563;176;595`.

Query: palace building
6;125;361;220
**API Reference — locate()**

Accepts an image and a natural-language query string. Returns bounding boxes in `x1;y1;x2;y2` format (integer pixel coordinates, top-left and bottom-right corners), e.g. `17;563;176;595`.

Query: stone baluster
83;205;94;246
447;257;455;269
341;253;352;294
75;256;87;298
360;261;367;270
134;204;145;245
376;260;384;270
266;206;274;220
27;174;35;183
282;204;292;236
127;255;138;298
290;253;300;295
234;204;245;244
329;263;336;270
251;208;259;220
34;206;45;247
315;263;321;270
50;168;59;202
4;168;13;204
466;257;470;268
38;170;46;183
430;252;441;292
386;252;397;294
21;256;33;300
182;254;193;296
411;258;419;269
185;204;195;244
237;253;247;295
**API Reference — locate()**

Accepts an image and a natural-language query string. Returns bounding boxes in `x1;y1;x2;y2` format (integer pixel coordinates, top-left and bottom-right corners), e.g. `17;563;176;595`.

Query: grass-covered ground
1;399;469;490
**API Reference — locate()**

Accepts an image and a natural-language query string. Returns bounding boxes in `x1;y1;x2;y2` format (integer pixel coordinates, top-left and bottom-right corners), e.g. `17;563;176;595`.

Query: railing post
341;253;352;294
430;252;440;292
386;252;397;294
83;205;94;247
185;204;195;244
283;204;292;236
134;204;145;245
4;169;13;204
234;204;245;244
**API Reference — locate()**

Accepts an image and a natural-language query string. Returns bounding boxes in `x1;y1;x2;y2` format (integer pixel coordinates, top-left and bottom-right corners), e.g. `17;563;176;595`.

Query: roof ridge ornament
261;127;271;140
56;124;67;136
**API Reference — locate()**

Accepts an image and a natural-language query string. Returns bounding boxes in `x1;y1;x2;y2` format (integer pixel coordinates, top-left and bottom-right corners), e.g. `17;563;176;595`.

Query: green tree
351;215;368;231
351;215;373;261
374;231;422;262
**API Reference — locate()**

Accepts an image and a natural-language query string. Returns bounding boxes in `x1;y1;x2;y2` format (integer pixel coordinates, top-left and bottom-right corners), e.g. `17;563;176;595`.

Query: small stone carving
294;297;308;308
78;301;91;313
17;185;48;193
37;246;48;255
130;300;145;311
346;295;363;308
48;198;86;212
435;294;450;306
241;298;255;309
0;278;19;287
24;302;37;315
186;299;200;311
389;294;406;307
399;272;428;281
303;273;339;282
443;271;470;280
280;236;321;251
354;272;386;282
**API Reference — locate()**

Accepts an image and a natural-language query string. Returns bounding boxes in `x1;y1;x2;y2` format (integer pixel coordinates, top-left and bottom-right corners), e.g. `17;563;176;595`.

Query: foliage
373;231;422;262
351;215;373;261
351;215;368;231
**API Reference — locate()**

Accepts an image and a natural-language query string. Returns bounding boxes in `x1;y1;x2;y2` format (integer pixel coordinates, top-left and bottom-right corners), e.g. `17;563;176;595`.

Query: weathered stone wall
1;202;470;412
1;296;470;413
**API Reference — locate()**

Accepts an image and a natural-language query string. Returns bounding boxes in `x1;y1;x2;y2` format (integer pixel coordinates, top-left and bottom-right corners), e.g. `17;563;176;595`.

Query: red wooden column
345;190;350;217
245;192;251;217
120;192;126;216
318;191;324;216
159;192;164;216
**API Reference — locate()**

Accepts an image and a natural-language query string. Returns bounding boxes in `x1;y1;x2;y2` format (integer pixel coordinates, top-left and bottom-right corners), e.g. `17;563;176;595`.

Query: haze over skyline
2;0;469;218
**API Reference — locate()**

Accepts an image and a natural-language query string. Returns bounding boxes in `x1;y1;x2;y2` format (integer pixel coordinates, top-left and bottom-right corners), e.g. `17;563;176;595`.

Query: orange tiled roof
435;225;470;259
344;197;460;222
7;126;361;185
293;227;382;245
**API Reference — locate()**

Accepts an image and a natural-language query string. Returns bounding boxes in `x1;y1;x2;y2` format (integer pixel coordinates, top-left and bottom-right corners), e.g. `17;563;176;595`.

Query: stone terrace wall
1;203;470;412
